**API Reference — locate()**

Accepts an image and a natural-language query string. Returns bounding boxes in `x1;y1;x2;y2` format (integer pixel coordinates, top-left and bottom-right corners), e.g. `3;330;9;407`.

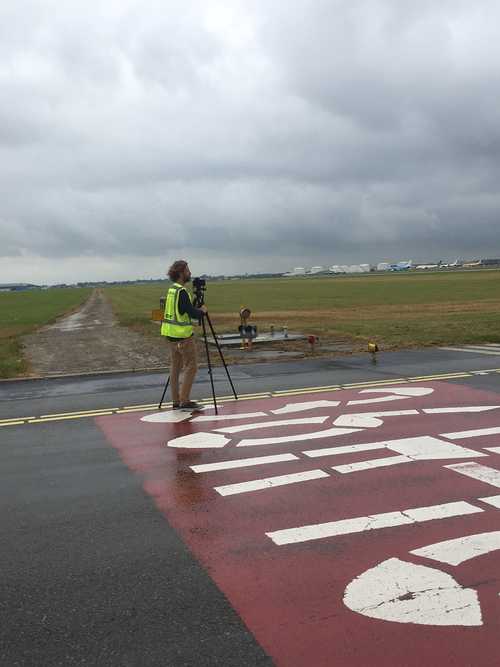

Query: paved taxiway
2;347;500;665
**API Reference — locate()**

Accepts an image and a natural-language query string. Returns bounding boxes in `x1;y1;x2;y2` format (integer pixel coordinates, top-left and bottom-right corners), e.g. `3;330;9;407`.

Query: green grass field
104;269;500;350
0;288;92;378
2;271;498;379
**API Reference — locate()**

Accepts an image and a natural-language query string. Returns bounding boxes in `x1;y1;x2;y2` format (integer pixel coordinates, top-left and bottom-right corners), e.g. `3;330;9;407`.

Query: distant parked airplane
390;260;413;271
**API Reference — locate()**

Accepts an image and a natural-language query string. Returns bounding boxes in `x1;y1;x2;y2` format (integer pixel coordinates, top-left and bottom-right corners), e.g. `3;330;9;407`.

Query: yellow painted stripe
274;387;342;397
342;378;408;388
29;412;114;423
273;385;341;395
410;372;472;380
228;394;272;402
409;374;471;382
39;408;118;418
122;403;160;409
0;420;25;427
0;417;35;424
469;368;500;374
115;406;158;414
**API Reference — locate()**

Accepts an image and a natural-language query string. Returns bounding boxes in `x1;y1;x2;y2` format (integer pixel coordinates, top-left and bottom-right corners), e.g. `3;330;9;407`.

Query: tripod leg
205;313;238;400
201;315;218;414
158;374;170;410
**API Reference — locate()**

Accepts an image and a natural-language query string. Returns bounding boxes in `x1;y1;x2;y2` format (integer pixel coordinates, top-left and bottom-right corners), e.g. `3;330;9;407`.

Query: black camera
192;277;207;307
193;277;206;290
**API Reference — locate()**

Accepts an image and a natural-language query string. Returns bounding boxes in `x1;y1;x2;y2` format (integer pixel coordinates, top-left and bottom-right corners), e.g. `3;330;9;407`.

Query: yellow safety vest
160;283;194;338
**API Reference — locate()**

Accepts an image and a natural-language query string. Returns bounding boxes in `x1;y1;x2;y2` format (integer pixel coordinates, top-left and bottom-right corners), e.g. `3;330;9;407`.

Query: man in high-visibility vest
161;260;207;410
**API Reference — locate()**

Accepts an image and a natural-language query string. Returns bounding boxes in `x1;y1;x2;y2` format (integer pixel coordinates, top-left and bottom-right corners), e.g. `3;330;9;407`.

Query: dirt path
22;289;170;376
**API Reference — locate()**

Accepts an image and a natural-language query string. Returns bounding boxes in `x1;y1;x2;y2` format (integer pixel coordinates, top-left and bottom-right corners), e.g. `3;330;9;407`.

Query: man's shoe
172;402;180;410
179;400;203;411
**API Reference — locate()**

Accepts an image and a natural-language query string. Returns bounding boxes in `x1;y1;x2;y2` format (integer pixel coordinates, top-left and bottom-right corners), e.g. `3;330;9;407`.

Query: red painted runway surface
97;382;500;666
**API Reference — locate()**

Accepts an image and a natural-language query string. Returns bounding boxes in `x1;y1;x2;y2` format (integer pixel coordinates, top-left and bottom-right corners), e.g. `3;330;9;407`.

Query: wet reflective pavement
2;348;500;665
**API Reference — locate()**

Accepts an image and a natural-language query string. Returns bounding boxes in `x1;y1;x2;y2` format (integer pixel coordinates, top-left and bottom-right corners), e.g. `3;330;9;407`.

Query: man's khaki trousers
168;336;198;404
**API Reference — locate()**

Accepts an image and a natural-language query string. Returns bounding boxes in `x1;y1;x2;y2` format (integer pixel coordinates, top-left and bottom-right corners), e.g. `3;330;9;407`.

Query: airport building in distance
283;257;500;276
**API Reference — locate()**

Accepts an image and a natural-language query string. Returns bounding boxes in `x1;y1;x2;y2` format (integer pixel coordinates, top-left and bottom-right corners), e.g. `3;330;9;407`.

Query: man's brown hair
168;260;188;282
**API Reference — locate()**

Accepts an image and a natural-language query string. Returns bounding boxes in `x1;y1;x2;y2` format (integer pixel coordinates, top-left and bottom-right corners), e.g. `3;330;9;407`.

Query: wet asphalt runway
2;347;500;666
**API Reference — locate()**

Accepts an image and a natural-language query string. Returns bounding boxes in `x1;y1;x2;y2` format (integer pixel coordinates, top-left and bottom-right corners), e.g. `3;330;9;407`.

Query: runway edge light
368;341;379;363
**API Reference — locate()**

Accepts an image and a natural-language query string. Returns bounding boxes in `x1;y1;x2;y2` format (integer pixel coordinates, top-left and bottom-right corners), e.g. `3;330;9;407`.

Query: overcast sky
2;1;500;284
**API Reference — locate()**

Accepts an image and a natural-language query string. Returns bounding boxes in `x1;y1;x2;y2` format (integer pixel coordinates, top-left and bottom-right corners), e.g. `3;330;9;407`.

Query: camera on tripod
192;277;206;307
158;274;238;414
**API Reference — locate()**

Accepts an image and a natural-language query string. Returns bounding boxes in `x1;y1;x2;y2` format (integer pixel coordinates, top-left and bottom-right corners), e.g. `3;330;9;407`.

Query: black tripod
158;282;238;414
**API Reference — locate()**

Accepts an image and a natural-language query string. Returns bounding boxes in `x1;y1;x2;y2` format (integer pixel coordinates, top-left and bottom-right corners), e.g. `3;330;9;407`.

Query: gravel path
22;289;170;376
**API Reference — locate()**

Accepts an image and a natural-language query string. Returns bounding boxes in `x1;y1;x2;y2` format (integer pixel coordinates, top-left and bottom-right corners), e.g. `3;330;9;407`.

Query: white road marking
452;345;500;352
385;436;484;460
445;462;500;488
442;426;500;439
303;443;387;458
361;387;434;396
266;501;481;545
271;400;340;414
167;432;230;449
214;469;329;496
347;395;412;407
332;455;412;473
333;410;418;428
347;387;434;406
423;406;500;414
411;531;500;565
142;411;192;423
329;436;485;473
216;416;328;434
237;426;363;447
484;446;500;454
478;495;500;509
192;412;267;422
439;346;500;356
190;453;298;473
343;558;482;626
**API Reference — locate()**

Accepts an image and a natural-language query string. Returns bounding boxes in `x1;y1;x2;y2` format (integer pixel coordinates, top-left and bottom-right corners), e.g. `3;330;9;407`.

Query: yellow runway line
115;406;158;414
29;412;114;423
274;387;342;397
0;420;25;427
273;385;341;395
39;408;118;418
0;417;35;424
122;403;160;410
409;374;471;382
410;371;473;380
342;378;408;388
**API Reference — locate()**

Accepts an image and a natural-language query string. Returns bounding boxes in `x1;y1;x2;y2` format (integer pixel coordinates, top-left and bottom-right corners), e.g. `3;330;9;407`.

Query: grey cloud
1;0;500;283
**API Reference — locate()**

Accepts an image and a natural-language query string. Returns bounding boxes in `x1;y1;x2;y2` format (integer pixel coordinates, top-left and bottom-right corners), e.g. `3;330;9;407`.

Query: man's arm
178;289;205;319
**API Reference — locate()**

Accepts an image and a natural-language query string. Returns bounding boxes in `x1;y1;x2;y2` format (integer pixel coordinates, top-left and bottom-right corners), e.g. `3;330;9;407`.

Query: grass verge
0;288;92;378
